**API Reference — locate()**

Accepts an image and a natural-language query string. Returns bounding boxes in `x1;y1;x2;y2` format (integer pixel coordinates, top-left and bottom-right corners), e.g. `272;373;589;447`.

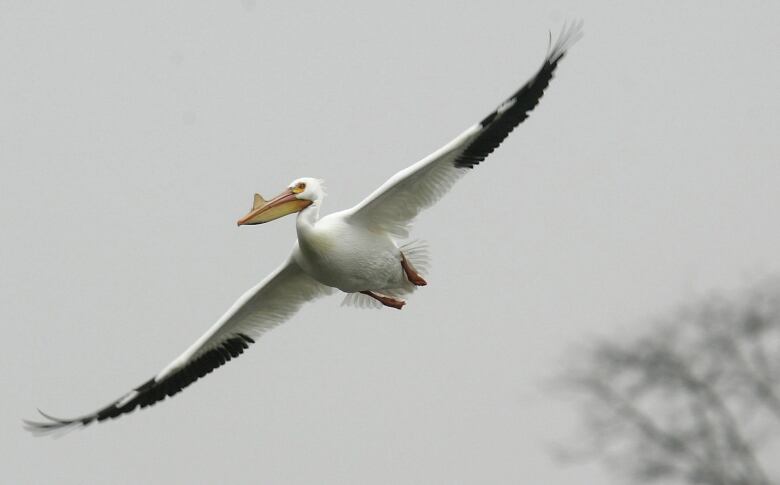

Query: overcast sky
2;1;780;484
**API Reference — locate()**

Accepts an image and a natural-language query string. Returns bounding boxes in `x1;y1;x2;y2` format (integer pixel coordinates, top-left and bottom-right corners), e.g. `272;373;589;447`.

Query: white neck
296;201;321;238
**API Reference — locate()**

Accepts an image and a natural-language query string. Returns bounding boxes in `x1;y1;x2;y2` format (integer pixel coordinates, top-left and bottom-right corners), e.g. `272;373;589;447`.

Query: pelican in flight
26;23;582;433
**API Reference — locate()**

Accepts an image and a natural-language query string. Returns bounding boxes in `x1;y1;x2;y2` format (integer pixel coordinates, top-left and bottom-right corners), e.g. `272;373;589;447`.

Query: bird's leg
401;253;427;286
360;291;406;310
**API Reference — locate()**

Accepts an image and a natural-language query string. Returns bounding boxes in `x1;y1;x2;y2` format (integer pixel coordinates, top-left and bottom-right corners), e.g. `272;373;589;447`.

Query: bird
25;22;582;434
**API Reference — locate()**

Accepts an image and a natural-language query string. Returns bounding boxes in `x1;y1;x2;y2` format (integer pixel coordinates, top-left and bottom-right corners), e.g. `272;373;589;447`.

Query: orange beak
237;189;312;226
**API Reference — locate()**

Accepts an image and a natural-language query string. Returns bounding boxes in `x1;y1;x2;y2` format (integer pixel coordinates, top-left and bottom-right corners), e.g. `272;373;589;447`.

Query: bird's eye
292;182;306;194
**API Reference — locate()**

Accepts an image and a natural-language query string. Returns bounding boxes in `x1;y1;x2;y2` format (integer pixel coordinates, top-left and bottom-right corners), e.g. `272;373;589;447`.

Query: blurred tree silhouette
561;278;780;484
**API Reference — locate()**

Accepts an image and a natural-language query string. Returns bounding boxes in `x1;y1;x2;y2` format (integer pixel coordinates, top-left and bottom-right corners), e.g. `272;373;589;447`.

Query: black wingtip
36;408;74;424
23;410;83;436
24;332;260;436
547;29;553;55
549;19;584;63
453;21;582;170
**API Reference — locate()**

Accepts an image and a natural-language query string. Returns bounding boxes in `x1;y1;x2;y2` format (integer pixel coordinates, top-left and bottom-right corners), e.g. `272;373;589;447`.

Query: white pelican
25;23;582;433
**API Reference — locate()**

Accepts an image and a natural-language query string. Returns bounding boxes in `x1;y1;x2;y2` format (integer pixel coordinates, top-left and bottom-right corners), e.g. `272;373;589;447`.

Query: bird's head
237;177;324;226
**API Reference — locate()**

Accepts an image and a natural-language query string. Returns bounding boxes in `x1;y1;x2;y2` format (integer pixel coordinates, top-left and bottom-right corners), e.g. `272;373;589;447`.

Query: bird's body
294;212;405;294
26;22;583;434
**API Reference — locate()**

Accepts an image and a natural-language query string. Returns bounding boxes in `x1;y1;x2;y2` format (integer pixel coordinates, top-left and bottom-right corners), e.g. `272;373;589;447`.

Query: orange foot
360;291;406;310
401;253;427;287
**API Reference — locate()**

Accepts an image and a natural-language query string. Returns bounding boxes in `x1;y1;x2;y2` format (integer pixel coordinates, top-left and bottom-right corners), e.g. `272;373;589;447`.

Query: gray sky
2;1;779;484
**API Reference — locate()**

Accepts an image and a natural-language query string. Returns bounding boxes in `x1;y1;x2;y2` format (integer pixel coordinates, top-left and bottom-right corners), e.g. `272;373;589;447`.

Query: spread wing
346;21;582;238
25;258;333;434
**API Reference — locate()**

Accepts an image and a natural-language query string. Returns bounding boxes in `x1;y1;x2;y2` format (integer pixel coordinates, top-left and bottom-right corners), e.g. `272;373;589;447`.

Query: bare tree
560;278;780;484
